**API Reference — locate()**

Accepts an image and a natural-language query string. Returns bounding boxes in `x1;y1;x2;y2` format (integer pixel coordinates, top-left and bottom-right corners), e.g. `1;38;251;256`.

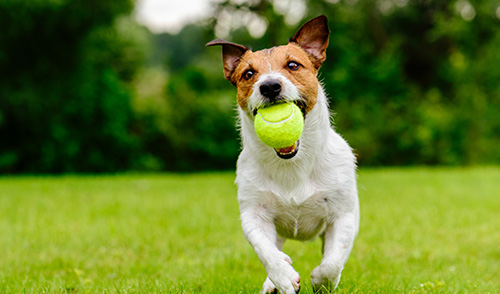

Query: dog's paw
310;264;341;293
262;277;277;293
264;252;300;294
262;277;301;294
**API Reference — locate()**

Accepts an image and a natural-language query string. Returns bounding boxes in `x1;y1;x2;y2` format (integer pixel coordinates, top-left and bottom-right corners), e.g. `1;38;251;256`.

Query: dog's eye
287;61;301;71
243;70;255;80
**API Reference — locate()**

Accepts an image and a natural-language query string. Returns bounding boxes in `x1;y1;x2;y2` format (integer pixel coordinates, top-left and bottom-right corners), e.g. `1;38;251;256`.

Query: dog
207;15;359;294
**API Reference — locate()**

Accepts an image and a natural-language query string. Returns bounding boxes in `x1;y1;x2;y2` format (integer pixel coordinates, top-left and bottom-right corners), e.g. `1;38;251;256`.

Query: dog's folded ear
206;39;249;84
289;15;330;69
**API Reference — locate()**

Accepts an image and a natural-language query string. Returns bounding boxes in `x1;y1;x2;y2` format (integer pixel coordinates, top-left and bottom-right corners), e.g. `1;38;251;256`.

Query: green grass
1;167;499;293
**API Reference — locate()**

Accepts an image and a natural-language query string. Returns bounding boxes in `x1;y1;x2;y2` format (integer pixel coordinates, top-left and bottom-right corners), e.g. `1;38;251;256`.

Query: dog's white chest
270;191;329;241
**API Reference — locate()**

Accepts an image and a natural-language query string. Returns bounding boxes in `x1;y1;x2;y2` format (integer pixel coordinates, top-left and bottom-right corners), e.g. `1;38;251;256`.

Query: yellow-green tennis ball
254;102;304;149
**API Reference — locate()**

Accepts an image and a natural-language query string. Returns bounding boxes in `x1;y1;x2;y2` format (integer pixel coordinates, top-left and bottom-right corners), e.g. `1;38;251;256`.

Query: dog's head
207;16;329;159
207;15;329;115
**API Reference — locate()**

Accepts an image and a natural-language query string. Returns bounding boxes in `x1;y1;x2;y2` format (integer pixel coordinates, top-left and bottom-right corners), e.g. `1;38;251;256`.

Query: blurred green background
1;0;499;173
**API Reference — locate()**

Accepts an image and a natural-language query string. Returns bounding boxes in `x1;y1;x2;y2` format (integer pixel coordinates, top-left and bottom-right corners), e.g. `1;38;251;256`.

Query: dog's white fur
236;73;359;293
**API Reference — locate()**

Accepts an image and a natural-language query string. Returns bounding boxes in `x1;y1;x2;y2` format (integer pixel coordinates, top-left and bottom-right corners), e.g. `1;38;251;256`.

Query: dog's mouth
252;98;305;160
252;98;307;118
275;140;299;159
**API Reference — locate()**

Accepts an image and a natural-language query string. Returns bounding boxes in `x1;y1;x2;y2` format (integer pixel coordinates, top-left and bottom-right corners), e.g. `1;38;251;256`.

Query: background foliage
1;0;500;173
0;0;145;173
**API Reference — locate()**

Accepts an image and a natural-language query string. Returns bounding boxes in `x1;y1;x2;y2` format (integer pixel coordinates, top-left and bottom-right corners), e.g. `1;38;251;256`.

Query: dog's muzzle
257;79;302;160
260;80;282;100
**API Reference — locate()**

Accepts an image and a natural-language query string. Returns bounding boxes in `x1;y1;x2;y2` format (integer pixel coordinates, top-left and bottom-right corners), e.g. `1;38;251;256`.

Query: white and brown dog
207;15;359;294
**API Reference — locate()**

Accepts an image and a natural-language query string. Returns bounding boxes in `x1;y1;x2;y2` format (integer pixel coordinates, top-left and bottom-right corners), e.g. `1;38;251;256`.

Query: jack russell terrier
207;15;359;294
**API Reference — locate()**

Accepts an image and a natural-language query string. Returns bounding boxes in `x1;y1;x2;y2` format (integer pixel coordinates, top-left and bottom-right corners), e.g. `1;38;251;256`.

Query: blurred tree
3;0;499;172
133;24;240;171
0;0;148;173
149;24;208;70
202;0;500;166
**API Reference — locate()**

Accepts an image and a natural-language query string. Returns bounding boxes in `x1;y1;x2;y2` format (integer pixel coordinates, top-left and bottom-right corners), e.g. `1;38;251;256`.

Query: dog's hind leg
311;212;358;293
240;203;300;294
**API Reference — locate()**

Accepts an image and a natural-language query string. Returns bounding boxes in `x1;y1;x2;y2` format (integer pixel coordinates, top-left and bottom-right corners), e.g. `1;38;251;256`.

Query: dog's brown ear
289;15;330;69
206;39;249;84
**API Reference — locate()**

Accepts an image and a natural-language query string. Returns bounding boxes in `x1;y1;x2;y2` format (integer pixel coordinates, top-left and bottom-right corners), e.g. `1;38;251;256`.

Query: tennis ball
254;102;304;149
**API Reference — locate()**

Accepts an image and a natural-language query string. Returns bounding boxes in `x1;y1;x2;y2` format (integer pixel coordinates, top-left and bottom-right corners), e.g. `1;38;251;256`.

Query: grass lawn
0;167;499;293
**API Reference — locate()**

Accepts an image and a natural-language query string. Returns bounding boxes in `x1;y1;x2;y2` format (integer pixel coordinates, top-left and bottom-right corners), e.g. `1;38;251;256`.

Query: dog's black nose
260;80;282;99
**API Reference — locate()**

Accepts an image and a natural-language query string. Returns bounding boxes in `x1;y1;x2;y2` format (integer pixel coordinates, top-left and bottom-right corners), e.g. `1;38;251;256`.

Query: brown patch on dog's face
207;16;330;115
233;43;319;113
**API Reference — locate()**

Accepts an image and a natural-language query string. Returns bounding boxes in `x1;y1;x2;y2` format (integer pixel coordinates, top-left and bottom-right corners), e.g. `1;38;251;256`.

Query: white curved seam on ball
257;104;295;125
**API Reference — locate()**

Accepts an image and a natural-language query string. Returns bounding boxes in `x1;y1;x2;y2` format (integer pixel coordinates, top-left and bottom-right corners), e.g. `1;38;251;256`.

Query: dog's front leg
311;212;358;293
240;202;300;294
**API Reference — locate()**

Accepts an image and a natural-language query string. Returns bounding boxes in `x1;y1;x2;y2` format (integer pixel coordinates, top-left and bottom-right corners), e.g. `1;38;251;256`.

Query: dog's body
207;16;359;294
